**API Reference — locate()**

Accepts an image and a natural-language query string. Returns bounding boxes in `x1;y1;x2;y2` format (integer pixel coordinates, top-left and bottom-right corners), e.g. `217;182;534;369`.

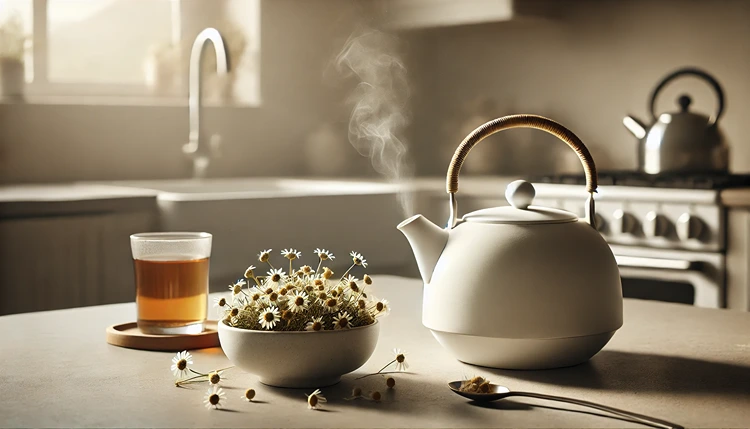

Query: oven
611;245;724;308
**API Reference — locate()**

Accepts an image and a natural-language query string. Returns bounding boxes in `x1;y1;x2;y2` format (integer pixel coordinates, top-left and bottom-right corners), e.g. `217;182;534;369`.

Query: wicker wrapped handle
445;114;598;228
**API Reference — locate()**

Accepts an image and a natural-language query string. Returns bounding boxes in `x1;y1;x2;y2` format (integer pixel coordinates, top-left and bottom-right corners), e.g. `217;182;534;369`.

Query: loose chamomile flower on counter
305;316;325;332
306;389;327;410
259;306;280;330
350;251;368;268
289;291;309;313
281;248;302;260
393;348;409;372
170;350;193;378
258;249;272;263
344;386;363;400
333;311;352;330
368;391;382;402
386;377;396;389
208;370;224;385
241;388;256;402
203;385;226;410
314;248;335;260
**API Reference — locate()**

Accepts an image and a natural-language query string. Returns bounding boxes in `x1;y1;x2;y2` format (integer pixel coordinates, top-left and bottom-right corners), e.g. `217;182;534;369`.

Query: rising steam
335;28;414;216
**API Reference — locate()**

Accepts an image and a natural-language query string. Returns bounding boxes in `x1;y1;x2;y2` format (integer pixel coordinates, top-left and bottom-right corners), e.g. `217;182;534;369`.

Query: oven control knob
643;211;668;238
611;209;635;235
676;213;704;241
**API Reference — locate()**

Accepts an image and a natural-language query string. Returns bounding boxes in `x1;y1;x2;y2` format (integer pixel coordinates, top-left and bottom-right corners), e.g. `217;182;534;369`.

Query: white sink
109;178;416;287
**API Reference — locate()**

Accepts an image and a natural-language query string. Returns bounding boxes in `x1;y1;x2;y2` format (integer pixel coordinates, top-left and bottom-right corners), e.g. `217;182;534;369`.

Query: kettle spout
623;115;647;139
397;214;449;284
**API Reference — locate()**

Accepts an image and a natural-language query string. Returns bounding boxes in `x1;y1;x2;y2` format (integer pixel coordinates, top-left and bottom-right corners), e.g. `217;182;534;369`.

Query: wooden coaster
106;320;220;351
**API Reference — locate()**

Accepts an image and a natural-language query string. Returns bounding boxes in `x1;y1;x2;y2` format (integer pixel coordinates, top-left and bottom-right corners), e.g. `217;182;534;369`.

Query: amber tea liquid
134;257;209;334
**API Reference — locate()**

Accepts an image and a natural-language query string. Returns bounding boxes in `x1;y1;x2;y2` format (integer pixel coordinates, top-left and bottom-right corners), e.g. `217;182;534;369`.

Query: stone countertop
2;275;749;428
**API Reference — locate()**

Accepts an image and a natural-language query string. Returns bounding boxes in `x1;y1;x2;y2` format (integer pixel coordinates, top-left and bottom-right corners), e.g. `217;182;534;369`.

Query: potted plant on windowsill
0;13;27;98
217;248;389;388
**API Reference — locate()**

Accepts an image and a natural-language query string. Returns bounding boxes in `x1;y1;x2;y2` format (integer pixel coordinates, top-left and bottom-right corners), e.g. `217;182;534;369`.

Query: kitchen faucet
182;28;229;179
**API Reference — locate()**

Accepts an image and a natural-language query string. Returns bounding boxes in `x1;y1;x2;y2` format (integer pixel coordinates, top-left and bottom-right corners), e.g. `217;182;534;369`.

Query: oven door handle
615;255;703;271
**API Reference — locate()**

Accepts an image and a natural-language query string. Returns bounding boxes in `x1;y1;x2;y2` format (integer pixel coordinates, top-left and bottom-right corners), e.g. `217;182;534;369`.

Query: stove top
528;171;750;190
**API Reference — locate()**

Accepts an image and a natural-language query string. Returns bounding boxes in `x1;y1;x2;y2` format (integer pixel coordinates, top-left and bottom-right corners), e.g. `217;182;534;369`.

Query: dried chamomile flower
344;386;363;400
258;249;272;263
374;299;390;317
393;348;409;372
324;297;340;313
244;265;256;278
314;248;335;260
213;297;228;310
267;268;285;283
363;274;373;285
350;251;368;268
333;311;352;330
281;309;293;321
281;248;301;261
306;389;327;410
170;350;193;378
305;316;324;332
459;376;491;393
203;385;226;410
241;388;256;402
230;280;246;295
368;391;382;402
386;377;396;389
230;307;240;318
322;267;334;279
301;265;313;274
259;306;280;330
289;291;309;313
208;370;224;385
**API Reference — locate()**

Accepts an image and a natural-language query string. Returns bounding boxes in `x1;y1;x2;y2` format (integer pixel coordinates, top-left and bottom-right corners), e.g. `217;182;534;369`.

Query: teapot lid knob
677;94;692;112
505;180;535;210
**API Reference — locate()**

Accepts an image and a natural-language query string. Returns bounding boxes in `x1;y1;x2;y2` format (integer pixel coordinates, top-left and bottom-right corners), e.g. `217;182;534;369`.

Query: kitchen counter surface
2;275;749;428
0;183;158;217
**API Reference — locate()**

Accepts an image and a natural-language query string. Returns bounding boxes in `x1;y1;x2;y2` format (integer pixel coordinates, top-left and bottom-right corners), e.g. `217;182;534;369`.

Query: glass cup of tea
130;232;212;335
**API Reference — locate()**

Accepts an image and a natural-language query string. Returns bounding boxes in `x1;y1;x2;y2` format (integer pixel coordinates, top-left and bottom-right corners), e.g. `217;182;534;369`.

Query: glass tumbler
130;232;212;335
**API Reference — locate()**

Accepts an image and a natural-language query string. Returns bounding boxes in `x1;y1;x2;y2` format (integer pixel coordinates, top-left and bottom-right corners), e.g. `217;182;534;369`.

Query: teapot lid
462;180;578;225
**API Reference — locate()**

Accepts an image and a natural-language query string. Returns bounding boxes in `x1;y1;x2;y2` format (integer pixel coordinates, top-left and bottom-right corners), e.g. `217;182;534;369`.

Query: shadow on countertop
480;350;750;396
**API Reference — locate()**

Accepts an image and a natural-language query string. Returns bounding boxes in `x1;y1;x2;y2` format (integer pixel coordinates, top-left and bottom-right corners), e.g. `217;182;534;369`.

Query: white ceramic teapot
398;114;622;370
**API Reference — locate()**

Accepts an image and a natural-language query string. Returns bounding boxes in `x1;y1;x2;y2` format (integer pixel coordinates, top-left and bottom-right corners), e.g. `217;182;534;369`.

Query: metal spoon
448;381;683;429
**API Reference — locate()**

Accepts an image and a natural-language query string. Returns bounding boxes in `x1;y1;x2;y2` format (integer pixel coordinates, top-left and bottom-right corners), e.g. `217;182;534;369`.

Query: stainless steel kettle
623;67;727;174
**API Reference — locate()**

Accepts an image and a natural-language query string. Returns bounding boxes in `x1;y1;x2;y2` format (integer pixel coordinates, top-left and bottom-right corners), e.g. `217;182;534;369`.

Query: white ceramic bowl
218;320;380;388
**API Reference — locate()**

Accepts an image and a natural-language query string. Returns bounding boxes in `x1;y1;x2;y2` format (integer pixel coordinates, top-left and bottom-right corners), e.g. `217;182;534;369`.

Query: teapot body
423;218;623;369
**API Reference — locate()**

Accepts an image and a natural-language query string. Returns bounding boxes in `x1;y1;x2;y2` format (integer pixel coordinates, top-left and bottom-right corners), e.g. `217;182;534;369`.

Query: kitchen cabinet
0;210;156;315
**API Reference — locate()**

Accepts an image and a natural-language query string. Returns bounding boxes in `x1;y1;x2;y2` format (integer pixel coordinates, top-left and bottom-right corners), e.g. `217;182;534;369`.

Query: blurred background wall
1;0;749;183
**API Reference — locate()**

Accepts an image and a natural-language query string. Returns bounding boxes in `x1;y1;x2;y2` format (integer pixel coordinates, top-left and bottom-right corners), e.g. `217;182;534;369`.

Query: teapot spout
623;115;647;139
397;214;449;284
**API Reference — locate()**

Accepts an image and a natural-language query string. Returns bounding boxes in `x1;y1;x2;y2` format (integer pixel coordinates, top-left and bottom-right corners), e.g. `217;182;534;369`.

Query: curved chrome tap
182;28;229;178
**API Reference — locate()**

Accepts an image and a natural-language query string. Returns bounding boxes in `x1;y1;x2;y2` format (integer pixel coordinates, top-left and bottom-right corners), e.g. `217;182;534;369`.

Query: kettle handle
446;114;598;229
649;67;724;125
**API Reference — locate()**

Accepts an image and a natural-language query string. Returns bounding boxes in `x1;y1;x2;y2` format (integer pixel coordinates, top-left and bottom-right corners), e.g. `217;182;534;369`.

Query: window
0;0;260;105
